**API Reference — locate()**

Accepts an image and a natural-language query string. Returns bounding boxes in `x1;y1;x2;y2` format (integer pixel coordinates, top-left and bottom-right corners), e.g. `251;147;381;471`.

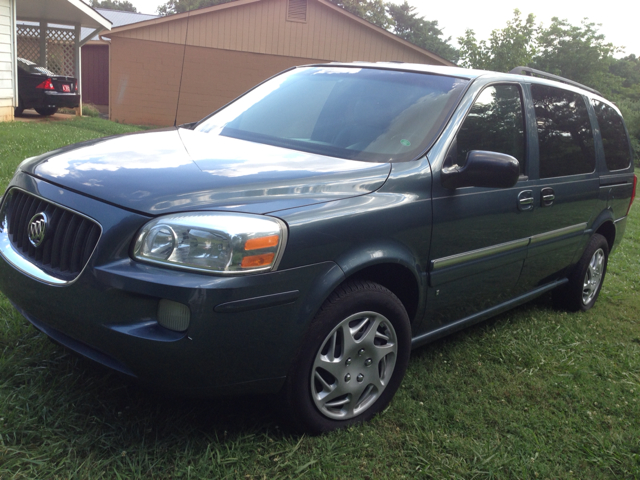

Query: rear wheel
554;233;609;312
281;280;411;434
35;107;58;116
14;98;24;117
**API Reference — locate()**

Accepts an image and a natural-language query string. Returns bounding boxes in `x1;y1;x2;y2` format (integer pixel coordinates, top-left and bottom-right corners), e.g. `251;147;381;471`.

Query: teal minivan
0;63;636;433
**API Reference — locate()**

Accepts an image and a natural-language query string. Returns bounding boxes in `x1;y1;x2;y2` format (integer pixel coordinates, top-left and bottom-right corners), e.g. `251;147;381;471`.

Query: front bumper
0;175;344;396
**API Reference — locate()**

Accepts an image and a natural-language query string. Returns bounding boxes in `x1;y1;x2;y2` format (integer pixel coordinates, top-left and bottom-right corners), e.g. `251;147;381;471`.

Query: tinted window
592;100;631;171
455;84;525;173
196;67;469;163
531;84;595;178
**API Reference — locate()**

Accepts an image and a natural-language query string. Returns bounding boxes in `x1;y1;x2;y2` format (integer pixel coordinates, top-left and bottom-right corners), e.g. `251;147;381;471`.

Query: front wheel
554;233;609;312
281;280;411;434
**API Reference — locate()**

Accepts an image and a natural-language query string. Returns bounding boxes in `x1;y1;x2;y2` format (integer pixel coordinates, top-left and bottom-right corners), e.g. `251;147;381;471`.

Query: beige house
0;0;16;121
107;0;454;126
1;0;111;122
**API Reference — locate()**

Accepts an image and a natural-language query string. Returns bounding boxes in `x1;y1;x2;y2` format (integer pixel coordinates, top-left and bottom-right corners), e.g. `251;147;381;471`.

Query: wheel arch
333;241;425;324
590;209;616;251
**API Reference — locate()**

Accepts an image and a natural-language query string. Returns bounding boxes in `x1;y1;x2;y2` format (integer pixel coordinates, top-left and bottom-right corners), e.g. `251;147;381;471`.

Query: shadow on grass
2;332;287;458
4;291;561;451
409;290;557;362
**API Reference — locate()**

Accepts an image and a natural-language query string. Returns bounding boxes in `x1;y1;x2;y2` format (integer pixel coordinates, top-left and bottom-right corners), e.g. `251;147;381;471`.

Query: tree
387;1;458;63
457;10;639;166
158;0;232;15
90;0;137;12
327;0;390;29
608;55;640;101
531;18;621;96
457;9;536;72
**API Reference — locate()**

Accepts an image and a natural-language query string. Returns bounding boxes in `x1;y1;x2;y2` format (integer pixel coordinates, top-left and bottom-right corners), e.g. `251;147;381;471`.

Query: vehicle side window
592;100;632;171
531;84;595;178
455;84;525;174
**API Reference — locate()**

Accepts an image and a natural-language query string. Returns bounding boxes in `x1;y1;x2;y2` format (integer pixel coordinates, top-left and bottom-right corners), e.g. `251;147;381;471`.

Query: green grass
1;117;639;478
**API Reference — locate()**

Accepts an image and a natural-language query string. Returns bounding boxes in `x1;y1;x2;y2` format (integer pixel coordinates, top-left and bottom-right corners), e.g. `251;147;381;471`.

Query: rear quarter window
592;100;632;171
531;84;596;178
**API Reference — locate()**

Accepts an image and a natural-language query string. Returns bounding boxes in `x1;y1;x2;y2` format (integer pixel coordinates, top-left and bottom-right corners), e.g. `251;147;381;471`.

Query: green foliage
610;55;640;101
617;98;640;165
328;0;390;29
386;1;458;63
90;0;137;12
457;10;639;168
457;9;537;72
327;0;458;63
157;0;233;15
531;18;621;97
81;104;103;118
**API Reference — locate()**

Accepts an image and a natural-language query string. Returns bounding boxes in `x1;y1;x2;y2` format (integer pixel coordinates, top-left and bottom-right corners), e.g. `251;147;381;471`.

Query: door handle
518;190;534;211
541;187;555;207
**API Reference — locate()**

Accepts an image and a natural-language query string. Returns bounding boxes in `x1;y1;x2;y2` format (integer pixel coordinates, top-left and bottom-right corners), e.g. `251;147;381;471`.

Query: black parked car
0;63;636;433
15;57;80;117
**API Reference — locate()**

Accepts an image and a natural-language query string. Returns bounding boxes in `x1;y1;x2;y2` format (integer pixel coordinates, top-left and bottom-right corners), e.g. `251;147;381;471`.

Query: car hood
21;128;391;215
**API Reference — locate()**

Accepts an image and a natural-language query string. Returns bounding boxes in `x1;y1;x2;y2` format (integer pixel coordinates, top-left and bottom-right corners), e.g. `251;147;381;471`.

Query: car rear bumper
23;91;80;109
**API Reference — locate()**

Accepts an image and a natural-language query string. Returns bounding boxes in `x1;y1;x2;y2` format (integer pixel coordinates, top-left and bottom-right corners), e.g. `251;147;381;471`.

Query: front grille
1;189;101;281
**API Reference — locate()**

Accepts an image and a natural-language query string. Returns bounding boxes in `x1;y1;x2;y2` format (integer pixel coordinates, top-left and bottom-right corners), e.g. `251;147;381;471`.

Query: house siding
109;0;451;126
110;36;326;125
114;0;436;64
0;0;15;121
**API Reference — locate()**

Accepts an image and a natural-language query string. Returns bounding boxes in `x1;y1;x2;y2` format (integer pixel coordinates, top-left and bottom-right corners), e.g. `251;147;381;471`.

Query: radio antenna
174;11;191;126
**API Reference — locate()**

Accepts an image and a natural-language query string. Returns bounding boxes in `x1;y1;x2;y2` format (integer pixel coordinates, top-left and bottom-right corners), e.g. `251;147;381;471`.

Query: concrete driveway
14;110;78;122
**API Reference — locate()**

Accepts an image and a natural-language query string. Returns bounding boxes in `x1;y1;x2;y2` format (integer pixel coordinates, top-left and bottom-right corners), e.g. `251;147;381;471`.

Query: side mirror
441;150;520;189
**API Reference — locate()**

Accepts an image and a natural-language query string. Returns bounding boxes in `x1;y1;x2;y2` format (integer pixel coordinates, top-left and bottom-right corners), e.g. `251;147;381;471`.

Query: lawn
0;117;639;479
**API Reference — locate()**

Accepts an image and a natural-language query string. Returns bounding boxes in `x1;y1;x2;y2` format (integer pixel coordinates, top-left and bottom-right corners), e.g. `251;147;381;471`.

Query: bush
58;104;102;117
617;98;640;166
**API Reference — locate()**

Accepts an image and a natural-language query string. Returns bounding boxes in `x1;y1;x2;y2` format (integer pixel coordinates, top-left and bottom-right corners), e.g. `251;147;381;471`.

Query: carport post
39;22;47;68
75;23;82;116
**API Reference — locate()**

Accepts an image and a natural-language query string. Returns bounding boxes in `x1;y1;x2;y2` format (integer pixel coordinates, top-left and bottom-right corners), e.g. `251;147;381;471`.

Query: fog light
158;299;190;332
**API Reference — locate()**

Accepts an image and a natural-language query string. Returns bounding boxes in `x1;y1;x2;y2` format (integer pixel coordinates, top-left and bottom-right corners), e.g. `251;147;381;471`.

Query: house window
287;0;307;22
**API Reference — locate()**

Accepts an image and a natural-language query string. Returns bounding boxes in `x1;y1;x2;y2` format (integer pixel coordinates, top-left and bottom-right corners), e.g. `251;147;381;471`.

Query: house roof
81;8;159;41
16;0;111;30
107;0;454;66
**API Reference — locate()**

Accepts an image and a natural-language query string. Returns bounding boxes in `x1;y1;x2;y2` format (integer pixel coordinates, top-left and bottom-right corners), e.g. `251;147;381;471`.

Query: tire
554;233;609;312
35;107;58;116
280;280;411;434
14;98;24;117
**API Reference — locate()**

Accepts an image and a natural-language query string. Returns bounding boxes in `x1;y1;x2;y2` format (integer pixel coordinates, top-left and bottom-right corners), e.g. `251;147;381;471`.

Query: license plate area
62;84;71;93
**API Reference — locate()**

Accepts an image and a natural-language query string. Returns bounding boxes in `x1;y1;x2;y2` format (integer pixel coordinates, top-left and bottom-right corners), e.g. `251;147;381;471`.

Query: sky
128;0;639;57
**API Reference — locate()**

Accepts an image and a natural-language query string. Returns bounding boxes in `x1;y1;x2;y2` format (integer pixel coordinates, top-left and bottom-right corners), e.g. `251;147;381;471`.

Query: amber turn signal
241;253;275;268
244;235;279;251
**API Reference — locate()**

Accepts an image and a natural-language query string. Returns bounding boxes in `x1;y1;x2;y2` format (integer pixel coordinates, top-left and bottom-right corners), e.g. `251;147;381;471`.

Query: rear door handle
541;187;555;207
518;190;534;211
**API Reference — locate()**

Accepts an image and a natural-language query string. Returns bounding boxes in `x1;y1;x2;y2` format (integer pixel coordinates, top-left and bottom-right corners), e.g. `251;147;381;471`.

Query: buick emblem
28;212;49;248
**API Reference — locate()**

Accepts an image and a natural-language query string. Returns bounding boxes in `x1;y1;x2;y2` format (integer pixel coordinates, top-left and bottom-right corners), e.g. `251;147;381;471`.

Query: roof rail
508;66;602;96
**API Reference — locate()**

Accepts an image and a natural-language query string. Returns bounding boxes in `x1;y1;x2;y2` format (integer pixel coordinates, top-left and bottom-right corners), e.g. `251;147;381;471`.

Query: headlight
132;212;287;274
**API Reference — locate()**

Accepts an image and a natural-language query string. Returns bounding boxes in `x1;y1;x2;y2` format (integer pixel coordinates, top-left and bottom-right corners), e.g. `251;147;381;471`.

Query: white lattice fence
16;25;41;65
16;25;76;77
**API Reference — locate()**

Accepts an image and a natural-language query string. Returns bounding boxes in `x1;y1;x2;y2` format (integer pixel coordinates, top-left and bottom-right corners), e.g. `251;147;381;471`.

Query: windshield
17;58;56;76
195;67;469;163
